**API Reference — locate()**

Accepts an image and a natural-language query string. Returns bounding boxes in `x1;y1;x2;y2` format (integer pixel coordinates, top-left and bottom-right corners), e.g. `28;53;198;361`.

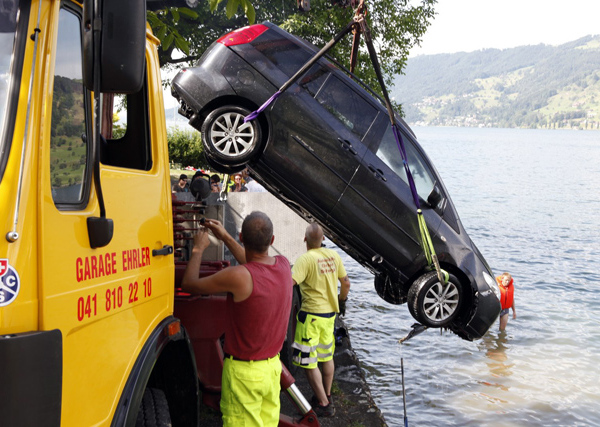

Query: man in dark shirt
172;173;189;193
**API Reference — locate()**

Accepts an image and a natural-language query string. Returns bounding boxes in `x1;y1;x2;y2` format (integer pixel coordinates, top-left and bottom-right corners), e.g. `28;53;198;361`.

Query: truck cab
1;1;318;426
0;0;203;425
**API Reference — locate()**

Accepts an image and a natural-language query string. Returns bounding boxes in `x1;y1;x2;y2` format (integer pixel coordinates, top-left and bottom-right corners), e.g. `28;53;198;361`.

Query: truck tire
135;388;172;427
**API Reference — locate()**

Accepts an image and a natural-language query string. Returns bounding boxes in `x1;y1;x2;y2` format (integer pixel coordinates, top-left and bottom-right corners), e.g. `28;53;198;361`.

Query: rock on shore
281;316;387;426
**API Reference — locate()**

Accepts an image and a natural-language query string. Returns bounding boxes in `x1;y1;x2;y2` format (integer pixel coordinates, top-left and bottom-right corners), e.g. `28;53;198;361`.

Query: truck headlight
483;271;500;300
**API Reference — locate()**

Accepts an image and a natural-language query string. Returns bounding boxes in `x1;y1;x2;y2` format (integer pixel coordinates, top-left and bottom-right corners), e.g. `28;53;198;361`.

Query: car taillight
217;24;269;47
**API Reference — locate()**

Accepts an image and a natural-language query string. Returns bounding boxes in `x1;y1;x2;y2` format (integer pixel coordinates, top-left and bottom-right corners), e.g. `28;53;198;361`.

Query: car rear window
251;31;313;78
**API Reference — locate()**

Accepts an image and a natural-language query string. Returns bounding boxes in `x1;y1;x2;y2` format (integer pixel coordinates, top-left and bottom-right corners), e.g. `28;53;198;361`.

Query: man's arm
181;227;252;301
203;218;246;264
339;275;350;300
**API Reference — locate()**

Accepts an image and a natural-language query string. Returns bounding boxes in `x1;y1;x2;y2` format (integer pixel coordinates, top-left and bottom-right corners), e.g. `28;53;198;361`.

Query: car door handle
338;138;358;155
367;164;387;182
152;245;174;257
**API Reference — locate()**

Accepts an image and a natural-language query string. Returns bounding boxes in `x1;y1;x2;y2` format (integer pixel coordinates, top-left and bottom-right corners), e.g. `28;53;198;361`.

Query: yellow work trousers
221;355;282;427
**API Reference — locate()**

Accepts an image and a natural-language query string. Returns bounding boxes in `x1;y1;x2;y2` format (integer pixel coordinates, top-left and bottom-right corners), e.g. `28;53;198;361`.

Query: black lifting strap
355;13;396;125
244;19;356;122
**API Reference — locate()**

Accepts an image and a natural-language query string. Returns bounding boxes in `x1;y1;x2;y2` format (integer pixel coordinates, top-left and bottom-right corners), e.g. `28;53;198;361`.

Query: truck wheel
201;105;263;167
135;388;171;427
407;271;463;328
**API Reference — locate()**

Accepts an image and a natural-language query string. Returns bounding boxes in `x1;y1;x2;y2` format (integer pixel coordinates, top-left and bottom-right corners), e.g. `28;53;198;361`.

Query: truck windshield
0;0;22;181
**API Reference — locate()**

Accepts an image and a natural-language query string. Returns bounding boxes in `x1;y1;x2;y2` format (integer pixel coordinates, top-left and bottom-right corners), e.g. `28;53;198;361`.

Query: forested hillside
393;35;600;129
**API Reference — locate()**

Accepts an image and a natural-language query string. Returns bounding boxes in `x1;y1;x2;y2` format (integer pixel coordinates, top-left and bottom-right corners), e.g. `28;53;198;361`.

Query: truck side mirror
83;0;146;93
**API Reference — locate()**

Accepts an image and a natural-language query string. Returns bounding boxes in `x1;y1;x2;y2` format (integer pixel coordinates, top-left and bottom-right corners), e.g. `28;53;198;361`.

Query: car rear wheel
374;273;406;304
201;105;263;167
408;271;463;328
280;286;301;376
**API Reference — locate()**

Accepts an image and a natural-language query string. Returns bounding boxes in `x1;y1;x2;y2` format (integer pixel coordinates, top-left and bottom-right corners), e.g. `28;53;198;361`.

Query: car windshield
0;0;21;181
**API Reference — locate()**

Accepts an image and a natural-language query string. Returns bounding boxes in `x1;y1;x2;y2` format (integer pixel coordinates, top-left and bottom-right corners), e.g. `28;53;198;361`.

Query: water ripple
339;128;600;426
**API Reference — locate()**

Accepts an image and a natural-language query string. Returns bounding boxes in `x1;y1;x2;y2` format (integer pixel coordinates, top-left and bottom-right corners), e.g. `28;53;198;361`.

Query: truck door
39;4;173;425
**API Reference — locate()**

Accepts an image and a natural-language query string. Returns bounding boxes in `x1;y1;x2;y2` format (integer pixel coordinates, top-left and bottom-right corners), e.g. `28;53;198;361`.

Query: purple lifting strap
392;124;420;209
244;91;282;123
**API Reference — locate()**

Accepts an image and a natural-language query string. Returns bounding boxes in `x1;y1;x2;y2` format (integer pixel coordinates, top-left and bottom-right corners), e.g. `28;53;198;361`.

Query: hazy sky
410;0;600;56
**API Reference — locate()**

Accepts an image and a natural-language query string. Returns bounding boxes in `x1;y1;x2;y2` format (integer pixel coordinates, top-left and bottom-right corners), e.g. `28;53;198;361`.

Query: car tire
280;286;301;376
374;273;406;304
135;388;171;427
201;105;263;167
204;153;247;175
407;271;463;328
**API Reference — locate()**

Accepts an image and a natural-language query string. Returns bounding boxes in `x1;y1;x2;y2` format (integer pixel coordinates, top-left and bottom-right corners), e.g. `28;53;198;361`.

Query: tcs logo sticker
0;259;20;307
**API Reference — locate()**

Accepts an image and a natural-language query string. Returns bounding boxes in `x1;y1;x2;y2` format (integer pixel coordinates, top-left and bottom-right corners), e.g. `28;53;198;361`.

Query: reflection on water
340;128;600;426
480;332;513;380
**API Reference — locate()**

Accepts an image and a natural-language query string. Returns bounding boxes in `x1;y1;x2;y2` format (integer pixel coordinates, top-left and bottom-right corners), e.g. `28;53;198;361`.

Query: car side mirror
83;0;146;93
427;185;444;209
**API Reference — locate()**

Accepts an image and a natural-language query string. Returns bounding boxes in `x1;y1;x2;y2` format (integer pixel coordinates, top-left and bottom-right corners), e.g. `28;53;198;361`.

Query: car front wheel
201;105;263;167
408;271;463;328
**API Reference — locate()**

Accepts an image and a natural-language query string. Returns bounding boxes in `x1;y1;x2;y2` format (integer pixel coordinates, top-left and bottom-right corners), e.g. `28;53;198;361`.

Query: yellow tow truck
0;1;315;426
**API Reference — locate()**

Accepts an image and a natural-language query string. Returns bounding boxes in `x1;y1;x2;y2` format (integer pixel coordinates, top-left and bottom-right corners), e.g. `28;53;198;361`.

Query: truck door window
50;7;90;206
99;84;152;171
0;0;28;183
375;124;436;201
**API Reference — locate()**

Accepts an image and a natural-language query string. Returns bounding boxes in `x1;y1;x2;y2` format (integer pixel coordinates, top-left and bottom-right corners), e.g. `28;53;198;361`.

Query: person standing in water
497;272;516;331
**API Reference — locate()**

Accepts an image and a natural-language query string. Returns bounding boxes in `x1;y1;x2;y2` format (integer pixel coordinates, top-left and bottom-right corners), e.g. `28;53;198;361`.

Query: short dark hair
179;174;188;180
210;174;220;183
241;211;273;253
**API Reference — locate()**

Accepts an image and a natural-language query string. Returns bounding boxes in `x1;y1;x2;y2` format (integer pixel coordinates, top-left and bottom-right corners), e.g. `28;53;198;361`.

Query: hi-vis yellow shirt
292;248;347;314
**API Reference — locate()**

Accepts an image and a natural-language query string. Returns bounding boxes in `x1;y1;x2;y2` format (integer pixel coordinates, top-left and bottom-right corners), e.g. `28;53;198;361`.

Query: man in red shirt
182;211;293;426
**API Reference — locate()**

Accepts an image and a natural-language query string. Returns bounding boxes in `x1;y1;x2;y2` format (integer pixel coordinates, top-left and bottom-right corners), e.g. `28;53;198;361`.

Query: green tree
167;127;207;168
149;0;436;91
281;0;436;90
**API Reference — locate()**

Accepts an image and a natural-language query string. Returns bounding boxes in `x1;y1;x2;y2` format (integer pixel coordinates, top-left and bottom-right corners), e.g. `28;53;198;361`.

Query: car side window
375;124;436;201
50;7;90;207
299;64;329;97
252;31;312;78
314;75;378;139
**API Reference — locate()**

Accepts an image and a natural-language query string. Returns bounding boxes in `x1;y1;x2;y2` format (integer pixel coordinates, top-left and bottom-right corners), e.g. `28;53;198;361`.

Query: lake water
339;127;600;426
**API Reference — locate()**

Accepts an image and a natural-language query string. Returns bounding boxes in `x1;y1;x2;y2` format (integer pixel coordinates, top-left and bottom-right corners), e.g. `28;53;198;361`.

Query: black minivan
172;22;501;340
